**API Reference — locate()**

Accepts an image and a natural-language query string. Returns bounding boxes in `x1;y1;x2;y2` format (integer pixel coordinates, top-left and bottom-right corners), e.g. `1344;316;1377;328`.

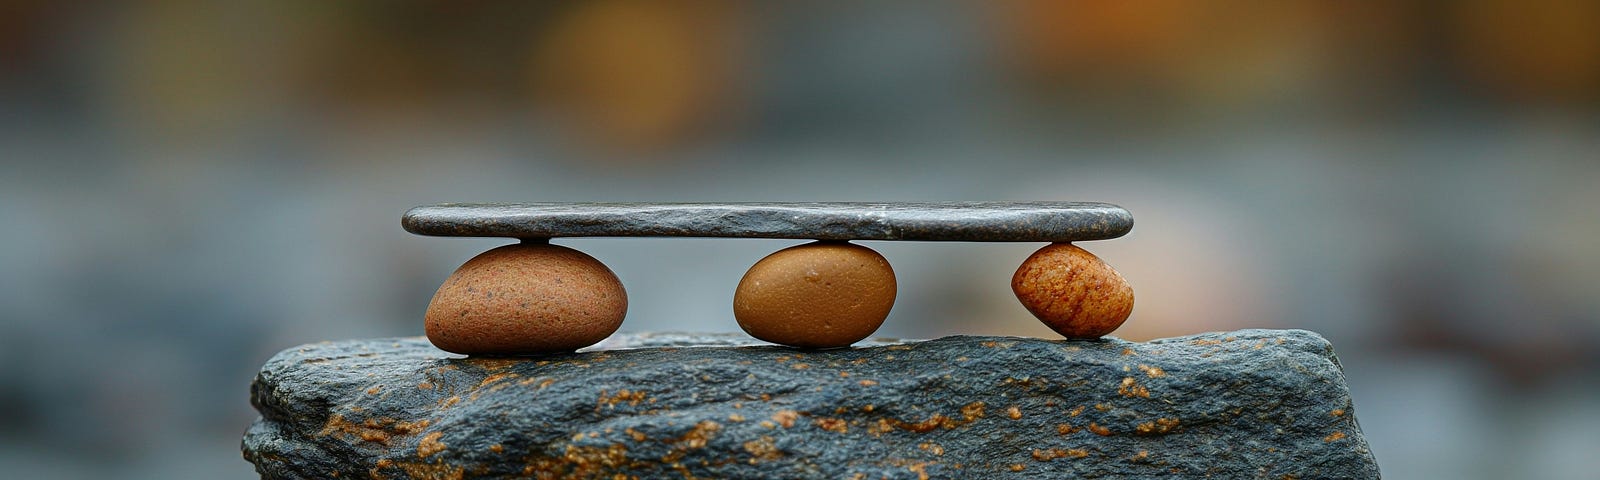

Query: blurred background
2;1;1597;478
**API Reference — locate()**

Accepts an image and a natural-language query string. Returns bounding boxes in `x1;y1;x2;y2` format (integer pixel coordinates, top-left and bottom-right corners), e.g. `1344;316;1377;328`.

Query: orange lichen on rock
1118;377;1151;398
1135;418;1180;435
1088;423;1112;436
771;410;799;428
597;389;648;409
743;435;782;463
1032;448;1089;461
1138;364;1166;378
814;417;849;433
1324;431;1346;442
316;415;430;446
417;432;447;458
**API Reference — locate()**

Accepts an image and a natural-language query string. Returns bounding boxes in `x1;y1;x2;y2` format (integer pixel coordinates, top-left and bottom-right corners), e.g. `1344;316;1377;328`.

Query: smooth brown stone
733;242;896;348
1011;243;1134;338
425;242;626;355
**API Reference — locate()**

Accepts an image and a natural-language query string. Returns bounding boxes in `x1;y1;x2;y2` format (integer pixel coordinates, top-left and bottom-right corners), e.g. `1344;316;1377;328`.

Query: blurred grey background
2;1;1597;478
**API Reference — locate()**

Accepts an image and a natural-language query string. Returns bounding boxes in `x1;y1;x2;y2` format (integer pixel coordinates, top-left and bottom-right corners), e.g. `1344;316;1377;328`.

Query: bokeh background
2;1;1597;478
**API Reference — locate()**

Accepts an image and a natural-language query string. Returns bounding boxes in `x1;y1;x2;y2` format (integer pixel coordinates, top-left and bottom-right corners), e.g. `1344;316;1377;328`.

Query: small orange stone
425;242;626;355
1012;243;1134;339
733;241;896;348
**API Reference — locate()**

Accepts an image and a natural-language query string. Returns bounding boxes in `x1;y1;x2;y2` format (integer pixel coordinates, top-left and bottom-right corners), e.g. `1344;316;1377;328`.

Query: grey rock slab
243;330;1378;479
402;202;1132;242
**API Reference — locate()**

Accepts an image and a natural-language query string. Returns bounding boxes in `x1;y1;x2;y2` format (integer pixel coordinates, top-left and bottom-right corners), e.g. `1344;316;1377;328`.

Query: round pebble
1011;243;1134;338
425;242;627;355
733;241;896;348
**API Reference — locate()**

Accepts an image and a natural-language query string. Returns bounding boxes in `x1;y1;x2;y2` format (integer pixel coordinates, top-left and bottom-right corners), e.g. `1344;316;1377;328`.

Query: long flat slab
402;202;1132;242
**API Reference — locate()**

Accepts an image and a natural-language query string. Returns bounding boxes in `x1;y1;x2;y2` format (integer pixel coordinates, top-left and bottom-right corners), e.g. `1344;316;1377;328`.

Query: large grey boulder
243;330;1378;479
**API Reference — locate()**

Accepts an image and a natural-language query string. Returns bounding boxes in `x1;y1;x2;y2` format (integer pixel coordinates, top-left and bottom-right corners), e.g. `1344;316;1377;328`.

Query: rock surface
243;330;1379;479
401;202;1132;242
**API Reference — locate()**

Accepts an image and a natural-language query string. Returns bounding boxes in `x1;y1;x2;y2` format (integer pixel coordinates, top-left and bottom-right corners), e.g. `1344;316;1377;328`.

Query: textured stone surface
402;202;1132;242
243;330;1379;479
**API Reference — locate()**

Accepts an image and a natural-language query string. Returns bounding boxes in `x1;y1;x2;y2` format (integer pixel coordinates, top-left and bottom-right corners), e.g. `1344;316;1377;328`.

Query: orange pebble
734;242;896;348
425;242;626;355
1012;243;1134;338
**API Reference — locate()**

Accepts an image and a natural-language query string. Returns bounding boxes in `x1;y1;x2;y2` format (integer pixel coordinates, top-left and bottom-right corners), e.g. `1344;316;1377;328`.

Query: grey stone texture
401;202;1133;242
243;330;1378;479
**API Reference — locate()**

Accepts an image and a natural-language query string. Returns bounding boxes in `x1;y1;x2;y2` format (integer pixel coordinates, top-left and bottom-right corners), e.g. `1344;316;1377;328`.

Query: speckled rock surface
242;330;1378;479
402;202;1132;242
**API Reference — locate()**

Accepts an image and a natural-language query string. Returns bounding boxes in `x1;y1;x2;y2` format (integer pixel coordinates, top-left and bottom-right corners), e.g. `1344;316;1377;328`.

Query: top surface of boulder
243;330;1377;479
401;202;1132;241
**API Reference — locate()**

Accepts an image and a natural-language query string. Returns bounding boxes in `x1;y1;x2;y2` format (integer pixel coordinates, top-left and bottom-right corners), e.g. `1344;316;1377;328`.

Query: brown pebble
425;242;626;355
733;241;896;348
1012;243;1134;338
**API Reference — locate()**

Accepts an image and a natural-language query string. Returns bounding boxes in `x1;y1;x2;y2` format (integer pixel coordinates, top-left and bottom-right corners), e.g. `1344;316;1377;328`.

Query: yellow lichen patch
596;389;648;409
728;414;746;422
918;442;945;456
489;444;504;454
1009;463;1026;472
1094;403;1112;412
1330;408;1346;417
858;380;879;387
396;460;464;480
316;415;430;446
814;417;849;433
438;396;461;409
465;357;521;373
1137;365;1166;378
1190;339;1223;346
417;432;447;458
961;402;987;422
478;373;515;388
1121;347;1136;356
1068;405;1085;417
1056;424;1079;435
980;340;1014;349
679;420;721;449
1118;377;1151;398
908;462;931;480
366;385;384;395
1088;423;1111;436
790;363;811;370
771;410;800;428
418;381;435;390
1135;418;1180;435
743;435;782;463
1007;406;1022;420
862;404;876;413
1324;431;1346;442
1032;448;1089;461
882;402;986;433
1130;450;1150;462
839;371;851;378
521;443;631;479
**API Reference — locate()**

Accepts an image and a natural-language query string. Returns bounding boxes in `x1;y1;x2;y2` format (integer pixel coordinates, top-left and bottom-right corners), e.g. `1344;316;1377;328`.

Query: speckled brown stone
1012;243;1135;339
733;241;896;348
425;242;627;355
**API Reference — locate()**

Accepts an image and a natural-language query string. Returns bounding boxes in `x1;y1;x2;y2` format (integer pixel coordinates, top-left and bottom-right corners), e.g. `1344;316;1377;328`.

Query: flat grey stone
402;202;1132;242
242;330;1378;479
